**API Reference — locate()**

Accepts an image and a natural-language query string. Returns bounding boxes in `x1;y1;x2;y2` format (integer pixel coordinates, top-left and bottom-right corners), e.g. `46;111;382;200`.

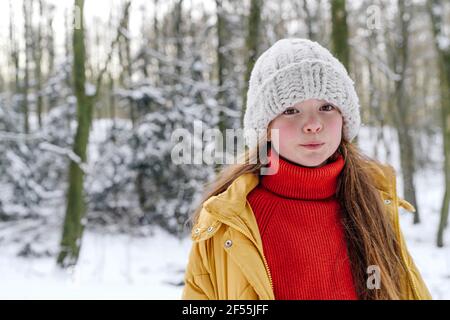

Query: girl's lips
300;143;324;150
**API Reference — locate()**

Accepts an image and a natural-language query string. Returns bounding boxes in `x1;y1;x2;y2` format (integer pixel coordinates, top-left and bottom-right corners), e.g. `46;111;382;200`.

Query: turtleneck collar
260;147;345;200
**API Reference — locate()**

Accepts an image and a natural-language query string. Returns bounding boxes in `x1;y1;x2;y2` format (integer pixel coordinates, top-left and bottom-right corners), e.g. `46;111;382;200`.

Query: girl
181;38;432;300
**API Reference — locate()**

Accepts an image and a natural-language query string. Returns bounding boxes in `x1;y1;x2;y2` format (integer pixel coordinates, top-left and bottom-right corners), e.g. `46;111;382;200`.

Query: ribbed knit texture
247;149;358;300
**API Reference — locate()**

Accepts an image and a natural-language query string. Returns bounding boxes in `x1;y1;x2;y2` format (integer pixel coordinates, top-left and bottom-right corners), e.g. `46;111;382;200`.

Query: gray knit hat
243;38;361;148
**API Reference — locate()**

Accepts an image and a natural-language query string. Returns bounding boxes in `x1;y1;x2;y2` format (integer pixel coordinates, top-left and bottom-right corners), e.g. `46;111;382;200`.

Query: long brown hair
187;134;409;300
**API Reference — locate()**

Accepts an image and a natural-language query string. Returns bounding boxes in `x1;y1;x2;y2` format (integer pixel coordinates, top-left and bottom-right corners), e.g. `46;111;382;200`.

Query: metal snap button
224;239;233;248
207;226;214;233
384;199;392;205
194;228;201;234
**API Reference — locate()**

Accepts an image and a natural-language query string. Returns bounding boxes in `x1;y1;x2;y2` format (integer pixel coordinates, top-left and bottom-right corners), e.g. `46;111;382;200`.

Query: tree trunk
153;0;161;85
45;3;56;111
427;0;450;247
22;0;30;134
64;8;72;90
46;3;55;78
391;0;420;223
241;0;263;126
117;2;134;126
215;0;227;171
331;0;356;146
33;0;44;129
139;4;149;79
109;73;116;124
9;0;20;94
300;0;318;41
331;0;350;70
174;0;184;78
57;0;93;268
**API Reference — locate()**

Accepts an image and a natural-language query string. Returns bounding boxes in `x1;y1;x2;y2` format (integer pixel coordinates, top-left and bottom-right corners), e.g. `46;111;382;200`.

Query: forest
0;0;448;299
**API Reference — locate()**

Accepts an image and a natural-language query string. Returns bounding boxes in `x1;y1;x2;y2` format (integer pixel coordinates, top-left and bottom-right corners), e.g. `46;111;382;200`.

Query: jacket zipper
262;253;274;291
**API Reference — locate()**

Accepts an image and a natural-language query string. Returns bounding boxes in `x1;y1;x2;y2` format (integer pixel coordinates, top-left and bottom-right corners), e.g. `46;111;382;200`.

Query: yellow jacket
182;162;432;300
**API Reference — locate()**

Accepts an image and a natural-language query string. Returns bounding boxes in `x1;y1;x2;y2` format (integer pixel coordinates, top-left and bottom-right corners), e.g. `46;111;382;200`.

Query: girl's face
268;99;343;168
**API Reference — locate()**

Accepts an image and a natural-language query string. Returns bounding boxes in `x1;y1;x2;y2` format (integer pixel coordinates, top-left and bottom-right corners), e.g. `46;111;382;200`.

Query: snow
38;141;88;174
437;35;450;51
85;83;96;97
0;124;449;299
119;27;131;40
0;226;191;299
192;60;204;72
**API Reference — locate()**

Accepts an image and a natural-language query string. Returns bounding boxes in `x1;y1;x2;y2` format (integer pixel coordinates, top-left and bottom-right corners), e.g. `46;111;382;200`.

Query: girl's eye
321;104;335;111
282;108;298;115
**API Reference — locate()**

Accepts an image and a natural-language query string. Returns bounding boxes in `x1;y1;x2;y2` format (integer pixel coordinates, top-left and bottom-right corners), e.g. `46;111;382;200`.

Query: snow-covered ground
0;226;191;299
0;124;449;299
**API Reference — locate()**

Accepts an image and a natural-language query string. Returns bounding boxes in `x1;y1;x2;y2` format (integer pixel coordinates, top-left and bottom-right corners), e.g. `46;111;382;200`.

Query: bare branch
93;1;132;99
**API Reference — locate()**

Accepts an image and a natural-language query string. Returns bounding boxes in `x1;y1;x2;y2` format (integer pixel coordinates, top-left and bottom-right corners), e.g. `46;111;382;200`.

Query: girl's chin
299;161;326;168
293;155;329;168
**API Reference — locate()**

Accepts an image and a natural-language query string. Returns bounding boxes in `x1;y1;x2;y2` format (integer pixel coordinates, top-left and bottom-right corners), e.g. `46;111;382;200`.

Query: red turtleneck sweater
247;149;358;300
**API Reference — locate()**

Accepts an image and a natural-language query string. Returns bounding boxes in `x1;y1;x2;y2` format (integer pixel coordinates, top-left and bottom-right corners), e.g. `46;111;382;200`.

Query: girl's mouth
300;143;324;150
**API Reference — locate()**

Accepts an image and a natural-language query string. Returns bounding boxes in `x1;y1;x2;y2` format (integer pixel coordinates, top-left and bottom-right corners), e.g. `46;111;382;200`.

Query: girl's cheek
277;121;298;140
327;118;343;145
326;115;343;131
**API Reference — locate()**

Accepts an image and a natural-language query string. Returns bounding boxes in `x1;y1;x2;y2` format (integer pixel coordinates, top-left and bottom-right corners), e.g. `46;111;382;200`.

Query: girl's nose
302;118;323;134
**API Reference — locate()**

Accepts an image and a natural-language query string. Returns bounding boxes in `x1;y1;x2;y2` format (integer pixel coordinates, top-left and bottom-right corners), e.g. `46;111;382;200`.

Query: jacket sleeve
181;242;216;300
384;164;432;300
182;275;212;300
396;224;433;300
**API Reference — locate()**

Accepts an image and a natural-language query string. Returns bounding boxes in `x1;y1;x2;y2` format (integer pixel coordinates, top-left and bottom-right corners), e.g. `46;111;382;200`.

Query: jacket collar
197;173;261;245
203;172;259;221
